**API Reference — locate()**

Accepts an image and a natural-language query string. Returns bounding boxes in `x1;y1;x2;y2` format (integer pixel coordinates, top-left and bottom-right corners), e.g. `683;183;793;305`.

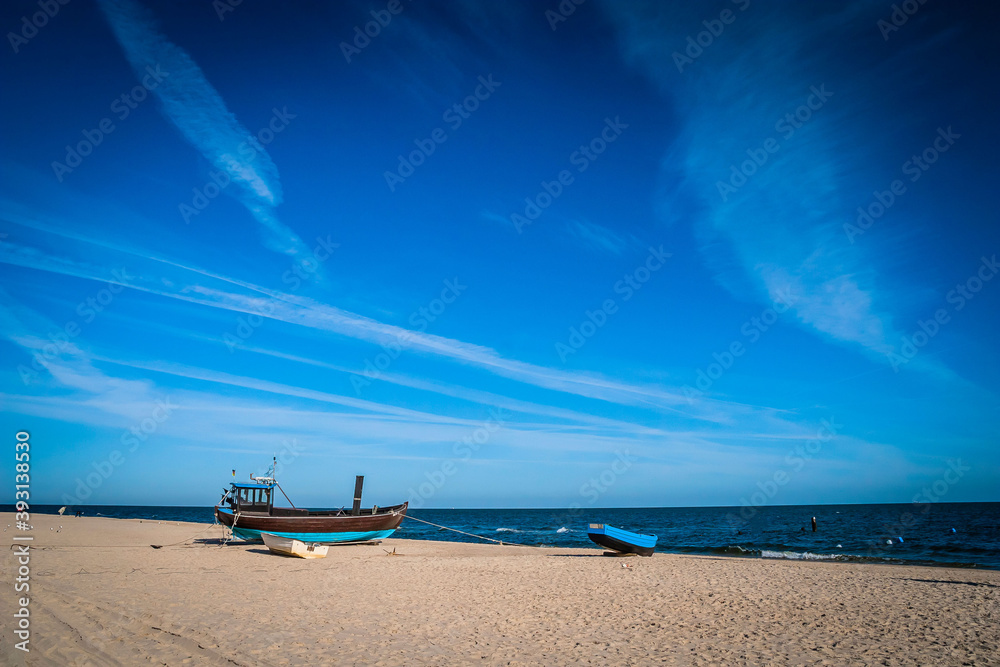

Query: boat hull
587;523;657;557
216;503;406;544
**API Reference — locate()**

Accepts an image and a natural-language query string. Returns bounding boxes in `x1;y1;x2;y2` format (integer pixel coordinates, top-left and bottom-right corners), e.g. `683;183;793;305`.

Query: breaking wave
761;550;845;561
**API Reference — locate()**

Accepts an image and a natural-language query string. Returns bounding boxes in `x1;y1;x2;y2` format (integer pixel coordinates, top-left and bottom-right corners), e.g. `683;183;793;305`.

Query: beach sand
1;513;997;666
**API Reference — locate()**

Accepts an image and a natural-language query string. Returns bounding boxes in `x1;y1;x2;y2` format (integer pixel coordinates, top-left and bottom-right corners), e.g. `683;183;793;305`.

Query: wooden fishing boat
261;532;329;559
215;466;407;544
587;523;657;557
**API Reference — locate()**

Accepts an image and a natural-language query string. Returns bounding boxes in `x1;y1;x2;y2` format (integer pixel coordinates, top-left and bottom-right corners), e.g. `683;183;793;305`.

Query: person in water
811;516;817;532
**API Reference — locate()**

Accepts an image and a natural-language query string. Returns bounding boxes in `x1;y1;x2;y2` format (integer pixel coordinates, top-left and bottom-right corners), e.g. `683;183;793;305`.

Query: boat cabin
218;474;380;519
225;482;275;514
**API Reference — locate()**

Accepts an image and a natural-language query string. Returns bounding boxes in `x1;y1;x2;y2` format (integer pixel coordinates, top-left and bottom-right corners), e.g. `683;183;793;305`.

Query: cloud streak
599;2;928;364
565;219;643;256
0;287;819;469
97;0;309;258
0;215;791;427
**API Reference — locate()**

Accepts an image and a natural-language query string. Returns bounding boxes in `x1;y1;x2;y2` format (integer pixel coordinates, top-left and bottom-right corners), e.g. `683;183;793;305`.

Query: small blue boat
587;523;657;557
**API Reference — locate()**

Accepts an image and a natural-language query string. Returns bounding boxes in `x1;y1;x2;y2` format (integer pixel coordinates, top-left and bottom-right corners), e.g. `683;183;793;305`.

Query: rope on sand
403;514;542;547
220;512;240;547
150;523;223;549
13;523;224;550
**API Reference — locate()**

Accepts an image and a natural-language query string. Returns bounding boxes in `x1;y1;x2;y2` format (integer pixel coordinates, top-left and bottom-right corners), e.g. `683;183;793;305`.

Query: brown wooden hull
215;502;407;542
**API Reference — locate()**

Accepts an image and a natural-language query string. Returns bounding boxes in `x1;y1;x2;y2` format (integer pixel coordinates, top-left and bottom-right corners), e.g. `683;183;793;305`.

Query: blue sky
1;0;997;508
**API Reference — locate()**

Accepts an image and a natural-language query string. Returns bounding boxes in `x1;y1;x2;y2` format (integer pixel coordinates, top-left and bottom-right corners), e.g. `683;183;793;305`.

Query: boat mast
270;455;297;508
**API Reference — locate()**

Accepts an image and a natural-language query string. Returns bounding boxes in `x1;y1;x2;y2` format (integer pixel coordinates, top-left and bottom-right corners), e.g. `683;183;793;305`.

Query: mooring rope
149;522;223;548
403;514;542;547
16;517;551;550
221;511;241;546
13;522;224;550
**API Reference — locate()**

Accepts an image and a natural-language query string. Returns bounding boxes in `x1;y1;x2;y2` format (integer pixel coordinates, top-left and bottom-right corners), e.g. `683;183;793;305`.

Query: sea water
16;502;999;569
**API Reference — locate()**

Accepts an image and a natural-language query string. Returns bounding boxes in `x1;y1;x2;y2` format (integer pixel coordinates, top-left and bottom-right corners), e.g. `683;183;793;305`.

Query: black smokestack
352;475;364;515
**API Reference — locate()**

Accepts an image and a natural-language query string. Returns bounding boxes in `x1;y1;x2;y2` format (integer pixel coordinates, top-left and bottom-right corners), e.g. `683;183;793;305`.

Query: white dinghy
261;532;329;559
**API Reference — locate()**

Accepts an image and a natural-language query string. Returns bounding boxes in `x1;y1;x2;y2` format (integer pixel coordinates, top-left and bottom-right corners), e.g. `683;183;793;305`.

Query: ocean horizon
13;501;999;570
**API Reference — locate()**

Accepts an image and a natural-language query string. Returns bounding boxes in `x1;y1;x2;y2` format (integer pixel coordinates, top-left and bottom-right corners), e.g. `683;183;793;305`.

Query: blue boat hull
231;526;396;543
587;523;657;556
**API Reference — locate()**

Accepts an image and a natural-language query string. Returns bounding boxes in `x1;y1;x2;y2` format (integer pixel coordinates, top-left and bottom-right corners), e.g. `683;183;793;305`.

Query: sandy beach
1;513;997;666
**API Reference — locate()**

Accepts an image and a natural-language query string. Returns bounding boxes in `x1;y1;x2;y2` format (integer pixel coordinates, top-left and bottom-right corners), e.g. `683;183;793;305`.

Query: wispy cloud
565;219;643;256
97;0;309;258
0;286;820;468
480;210;512;228
0;291;162;421
0;213;797;427
0;206;897;504
207;340;671;436
598;2;928;363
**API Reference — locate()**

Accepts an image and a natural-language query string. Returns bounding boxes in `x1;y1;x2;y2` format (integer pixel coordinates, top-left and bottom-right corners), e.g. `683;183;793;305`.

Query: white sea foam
495;528;520;533
556;527;569;533
761;550;841;561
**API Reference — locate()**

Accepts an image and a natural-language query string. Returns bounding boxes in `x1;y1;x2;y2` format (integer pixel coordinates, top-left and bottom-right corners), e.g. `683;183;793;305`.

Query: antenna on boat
244;457;297;507
268;454;298;509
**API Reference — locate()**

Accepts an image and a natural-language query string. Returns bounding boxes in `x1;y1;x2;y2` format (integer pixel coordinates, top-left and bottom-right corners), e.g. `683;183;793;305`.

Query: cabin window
235;486;271;512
